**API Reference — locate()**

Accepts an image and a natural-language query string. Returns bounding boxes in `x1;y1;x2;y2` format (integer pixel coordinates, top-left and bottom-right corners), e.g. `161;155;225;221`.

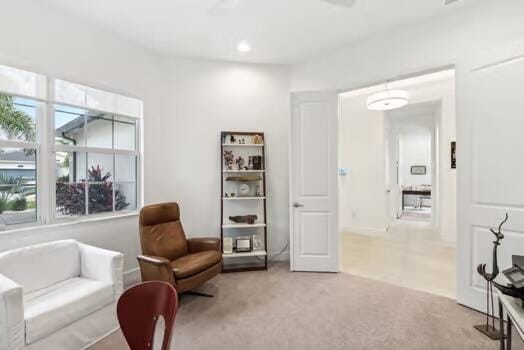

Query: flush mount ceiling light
367;86;409;111
237;40;251;53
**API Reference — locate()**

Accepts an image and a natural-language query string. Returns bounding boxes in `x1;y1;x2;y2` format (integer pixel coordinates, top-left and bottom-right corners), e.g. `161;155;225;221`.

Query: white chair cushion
23;277;114;344
0;240;80;294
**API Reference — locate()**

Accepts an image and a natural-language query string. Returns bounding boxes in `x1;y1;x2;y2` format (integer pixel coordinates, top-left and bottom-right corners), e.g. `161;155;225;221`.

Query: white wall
338;96;387;234
159;58;291;256
291;0;524;92
0;0;292;275
399;133;431;187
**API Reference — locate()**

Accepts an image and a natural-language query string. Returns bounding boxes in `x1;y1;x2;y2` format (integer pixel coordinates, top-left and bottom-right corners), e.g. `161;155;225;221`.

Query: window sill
0;211;139;236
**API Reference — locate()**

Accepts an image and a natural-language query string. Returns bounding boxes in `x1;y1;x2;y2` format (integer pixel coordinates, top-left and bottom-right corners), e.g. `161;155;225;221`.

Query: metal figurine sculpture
474;213;508;339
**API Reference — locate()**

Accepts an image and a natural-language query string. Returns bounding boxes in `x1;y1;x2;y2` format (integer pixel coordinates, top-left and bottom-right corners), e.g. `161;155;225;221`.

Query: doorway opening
338;69;457;298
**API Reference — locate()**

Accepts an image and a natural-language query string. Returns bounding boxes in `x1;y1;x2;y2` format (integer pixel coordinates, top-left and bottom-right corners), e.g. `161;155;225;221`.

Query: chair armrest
78;243;124;295
187;238;221;253
0;274;24;350
137;255;175;285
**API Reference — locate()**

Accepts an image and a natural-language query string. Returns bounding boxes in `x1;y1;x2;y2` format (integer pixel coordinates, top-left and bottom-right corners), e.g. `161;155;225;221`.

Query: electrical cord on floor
256;241;290;263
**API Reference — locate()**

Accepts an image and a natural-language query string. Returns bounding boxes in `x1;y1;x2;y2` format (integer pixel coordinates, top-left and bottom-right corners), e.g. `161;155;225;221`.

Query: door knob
293;202;304;208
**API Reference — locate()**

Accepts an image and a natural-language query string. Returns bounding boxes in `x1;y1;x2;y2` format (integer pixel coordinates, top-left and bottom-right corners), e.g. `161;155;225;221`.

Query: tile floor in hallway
341;220;456;299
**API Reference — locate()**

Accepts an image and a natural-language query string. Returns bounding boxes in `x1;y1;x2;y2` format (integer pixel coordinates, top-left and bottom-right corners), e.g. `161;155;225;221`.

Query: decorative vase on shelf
238;183;250;196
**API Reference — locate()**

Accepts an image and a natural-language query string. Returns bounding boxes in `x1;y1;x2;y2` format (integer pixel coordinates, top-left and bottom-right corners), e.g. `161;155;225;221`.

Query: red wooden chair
117;281;178;350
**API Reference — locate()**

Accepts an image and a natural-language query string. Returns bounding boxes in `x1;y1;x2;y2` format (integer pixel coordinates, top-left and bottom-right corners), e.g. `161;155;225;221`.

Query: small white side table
498;291;524;350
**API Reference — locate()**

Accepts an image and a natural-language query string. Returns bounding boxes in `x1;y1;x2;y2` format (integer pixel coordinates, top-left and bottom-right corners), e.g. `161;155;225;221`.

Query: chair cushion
23;277;114;344
141;221;188;261
0;240;80;294
171;251;221;279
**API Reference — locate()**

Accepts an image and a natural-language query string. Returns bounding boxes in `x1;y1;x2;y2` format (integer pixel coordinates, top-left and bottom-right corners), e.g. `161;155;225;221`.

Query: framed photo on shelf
252;234;264;251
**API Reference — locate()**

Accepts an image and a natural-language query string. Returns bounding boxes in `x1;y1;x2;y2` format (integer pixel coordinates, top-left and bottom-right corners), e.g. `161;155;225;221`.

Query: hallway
341;221;456;298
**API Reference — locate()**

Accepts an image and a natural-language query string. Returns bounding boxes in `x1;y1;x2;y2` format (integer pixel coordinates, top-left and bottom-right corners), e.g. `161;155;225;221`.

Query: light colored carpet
90;262;521;350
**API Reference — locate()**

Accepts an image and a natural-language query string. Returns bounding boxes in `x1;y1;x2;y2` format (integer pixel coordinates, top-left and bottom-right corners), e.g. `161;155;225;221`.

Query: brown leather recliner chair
137;202;222;296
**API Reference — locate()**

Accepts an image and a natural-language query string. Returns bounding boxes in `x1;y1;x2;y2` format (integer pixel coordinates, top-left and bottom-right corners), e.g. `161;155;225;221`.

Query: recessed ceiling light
237;41;251;53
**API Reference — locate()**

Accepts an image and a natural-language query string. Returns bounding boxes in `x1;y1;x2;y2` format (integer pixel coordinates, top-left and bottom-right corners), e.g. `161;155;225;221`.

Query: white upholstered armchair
0;239;123;350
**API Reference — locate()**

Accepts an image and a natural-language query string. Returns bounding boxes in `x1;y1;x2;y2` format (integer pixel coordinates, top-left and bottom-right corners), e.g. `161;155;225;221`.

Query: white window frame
0;68;143;230
0;92;46;227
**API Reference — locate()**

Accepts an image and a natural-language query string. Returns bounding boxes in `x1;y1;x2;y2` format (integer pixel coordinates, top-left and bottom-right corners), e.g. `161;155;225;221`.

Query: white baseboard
123;267;141;287
342;225;388;237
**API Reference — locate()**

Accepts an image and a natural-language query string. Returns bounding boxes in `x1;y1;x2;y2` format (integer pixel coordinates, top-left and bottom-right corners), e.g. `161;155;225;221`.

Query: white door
457;41;524;312
290;91;339;272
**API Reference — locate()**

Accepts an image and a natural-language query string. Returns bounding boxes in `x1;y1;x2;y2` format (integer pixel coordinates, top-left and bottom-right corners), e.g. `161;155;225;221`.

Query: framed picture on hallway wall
451;141;456;169
411;166;427;175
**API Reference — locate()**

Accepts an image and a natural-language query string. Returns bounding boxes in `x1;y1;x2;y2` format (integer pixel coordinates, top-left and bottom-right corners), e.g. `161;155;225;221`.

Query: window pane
115;155;136;182
86;112;113;149
86;87;116;114
115;182;135;211
87;153;113;183
0;95;39;142
87;153;113;214
114;155;136;212
0;148;37;226
55;105;86;146
114;116;136;151
0;64;46;100
56;151;86;217
55;80;86;107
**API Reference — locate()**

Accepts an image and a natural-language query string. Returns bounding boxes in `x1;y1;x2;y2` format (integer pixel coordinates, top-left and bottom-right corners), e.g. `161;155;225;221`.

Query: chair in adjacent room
137;202;222;297
117;281;178;350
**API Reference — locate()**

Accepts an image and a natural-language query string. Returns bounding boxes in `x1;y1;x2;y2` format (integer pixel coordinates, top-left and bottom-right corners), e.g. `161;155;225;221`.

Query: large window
0;64;142;230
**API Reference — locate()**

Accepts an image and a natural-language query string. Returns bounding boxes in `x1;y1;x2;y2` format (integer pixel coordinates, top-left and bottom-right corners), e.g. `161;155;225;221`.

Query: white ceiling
43;0;480;64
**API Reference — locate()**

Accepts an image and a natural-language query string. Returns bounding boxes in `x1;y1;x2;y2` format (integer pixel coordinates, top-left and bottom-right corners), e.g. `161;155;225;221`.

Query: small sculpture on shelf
252;135;263;144
229;215;258;225
224;150;234;170
226;175;261;182
236;156;247;170
230;135;236;144
238;183;250;196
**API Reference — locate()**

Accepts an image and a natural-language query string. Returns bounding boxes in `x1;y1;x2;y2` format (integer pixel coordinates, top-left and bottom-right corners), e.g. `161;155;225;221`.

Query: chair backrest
0;240;80;294
117;281;178;350
139;202;188;261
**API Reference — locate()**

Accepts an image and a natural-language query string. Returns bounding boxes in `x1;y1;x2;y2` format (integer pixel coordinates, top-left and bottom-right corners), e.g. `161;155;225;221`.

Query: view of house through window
54;106;138;218
0;95;39;226
0;64;142;229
